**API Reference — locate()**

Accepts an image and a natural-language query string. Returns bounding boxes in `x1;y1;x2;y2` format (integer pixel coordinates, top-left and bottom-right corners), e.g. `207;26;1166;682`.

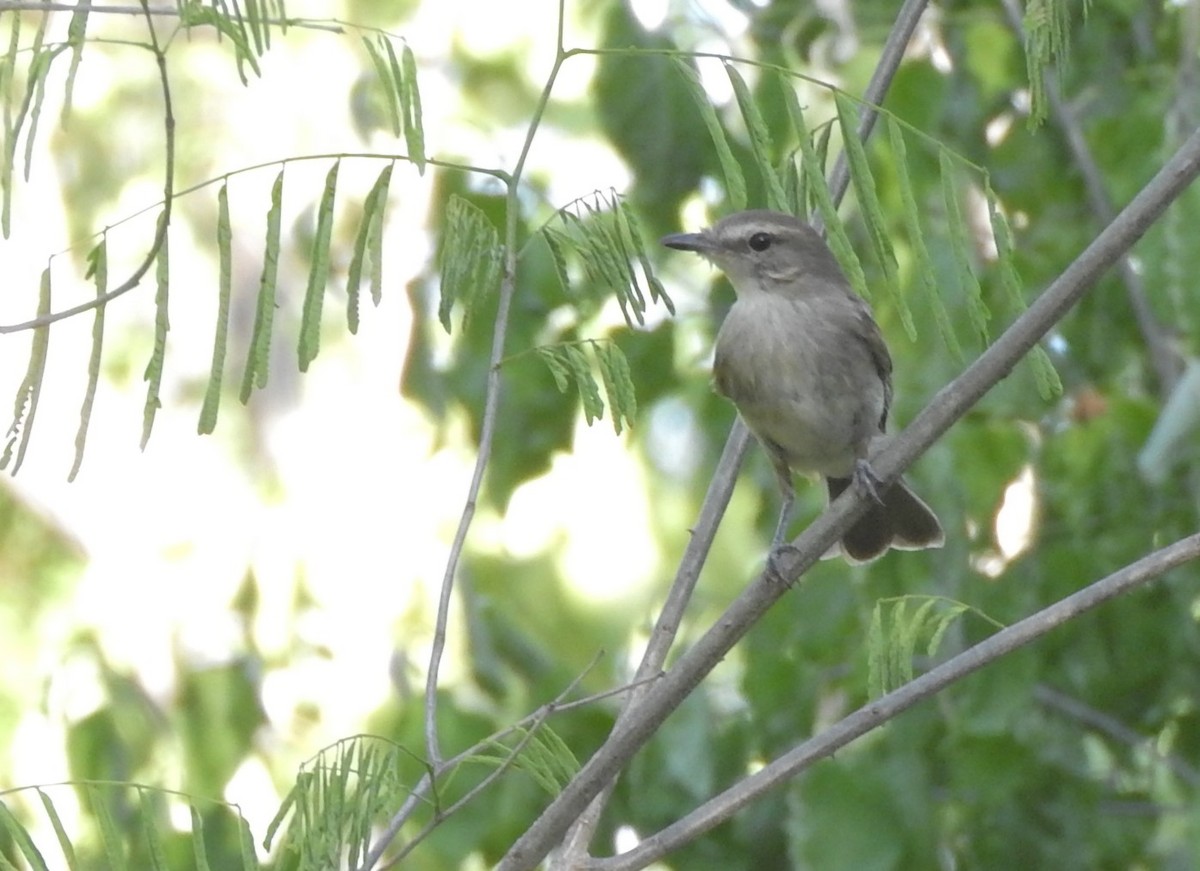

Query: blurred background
2;0;1200;868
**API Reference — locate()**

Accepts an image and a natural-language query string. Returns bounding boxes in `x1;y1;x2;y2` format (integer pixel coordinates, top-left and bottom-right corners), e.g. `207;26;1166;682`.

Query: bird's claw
766;544;802;585
853;459;885;506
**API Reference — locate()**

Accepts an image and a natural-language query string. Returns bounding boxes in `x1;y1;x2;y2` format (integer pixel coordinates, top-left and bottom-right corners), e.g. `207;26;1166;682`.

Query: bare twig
497;123;1200;871
999;0;1180;393
588;533;1200;870
421;0;569;773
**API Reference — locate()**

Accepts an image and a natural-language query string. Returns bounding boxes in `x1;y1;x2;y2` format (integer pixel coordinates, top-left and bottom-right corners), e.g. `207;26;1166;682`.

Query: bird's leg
767;448;796;549
771;487;795;550
764;449;802;583
852;457;886;506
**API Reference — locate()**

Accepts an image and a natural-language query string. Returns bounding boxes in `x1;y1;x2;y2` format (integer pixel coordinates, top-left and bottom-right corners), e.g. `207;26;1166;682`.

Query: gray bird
662;209;943;563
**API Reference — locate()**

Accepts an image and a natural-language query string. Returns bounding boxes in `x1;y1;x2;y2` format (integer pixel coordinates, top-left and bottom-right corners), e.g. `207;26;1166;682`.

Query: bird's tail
825;476;944;564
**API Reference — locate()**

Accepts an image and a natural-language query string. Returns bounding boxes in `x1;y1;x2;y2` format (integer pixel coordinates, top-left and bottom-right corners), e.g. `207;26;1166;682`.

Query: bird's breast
713;293;886;476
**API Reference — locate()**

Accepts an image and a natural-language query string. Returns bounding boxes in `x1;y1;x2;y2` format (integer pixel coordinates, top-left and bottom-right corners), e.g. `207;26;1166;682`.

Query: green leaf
236;813;260;871
888;116;962;360
2;266;51;473
566;344;603;424
595;341;637;434
69;238;107;481
400;43;426;174
670;56;746;209
18;17;52;184
0;798;49;870
244;0;266;55
61;0;91;123
834;92;909;335
200;182;233;435
240;167;284;403
541;228;571;296
141;211;171;450
191;805;211;871
617;198;673;315
940;148;989;342
726;63;788;211
438;194;503;332
985;179;1062;398
37;789;75;869
536;346;572;392
780;81;868;298
87;784;125;870
180;3;262;83
346;163;393;333
867;602;885;698
299;159;339;372
362;36;401;136
583;196;646;326
926;603;970;658
1022;0;1071;127
138;789;168;871
1;17;22;238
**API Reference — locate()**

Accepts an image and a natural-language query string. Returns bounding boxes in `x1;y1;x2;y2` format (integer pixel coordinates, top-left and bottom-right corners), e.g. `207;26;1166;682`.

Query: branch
589;533;1200;870
496;122;1200;871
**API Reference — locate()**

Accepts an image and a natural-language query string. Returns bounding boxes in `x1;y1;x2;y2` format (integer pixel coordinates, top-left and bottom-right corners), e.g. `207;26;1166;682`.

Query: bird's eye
748;232;772;252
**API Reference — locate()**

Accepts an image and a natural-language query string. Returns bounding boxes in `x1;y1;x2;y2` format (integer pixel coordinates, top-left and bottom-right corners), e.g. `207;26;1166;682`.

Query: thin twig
496;123;1200;871
999;0;1180;393
588;533;1200;870
422;0;570;769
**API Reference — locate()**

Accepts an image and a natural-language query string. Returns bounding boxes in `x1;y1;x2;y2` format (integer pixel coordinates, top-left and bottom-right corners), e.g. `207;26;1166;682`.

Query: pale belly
714;295;886;477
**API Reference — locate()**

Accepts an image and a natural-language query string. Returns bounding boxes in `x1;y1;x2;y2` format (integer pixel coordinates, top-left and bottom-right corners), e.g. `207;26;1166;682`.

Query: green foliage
0;785;259;871
70;237;108;481
141;212;171;450
240;168;284;404
361;35;425;172
867;596;997;697
438;195;504;334
1;268;50;474
199;184;233;436
298;161;340;372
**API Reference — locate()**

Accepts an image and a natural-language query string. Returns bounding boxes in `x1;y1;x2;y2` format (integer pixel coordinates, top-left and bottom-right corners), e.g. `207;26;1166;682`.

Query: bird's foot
766;543;802;585
853;459;885;506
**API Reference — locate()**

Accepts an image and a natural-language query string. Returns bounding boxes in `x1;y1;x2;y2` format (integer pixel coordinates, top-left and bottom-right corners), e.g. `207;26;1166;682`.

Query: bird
661;209;943;563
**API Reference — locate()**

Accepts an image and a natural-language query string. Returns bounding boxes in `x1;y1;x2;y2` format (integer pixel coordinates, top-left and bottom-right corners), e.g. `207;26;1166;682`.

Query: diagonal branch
496;121;1200;871
588;533;1200;869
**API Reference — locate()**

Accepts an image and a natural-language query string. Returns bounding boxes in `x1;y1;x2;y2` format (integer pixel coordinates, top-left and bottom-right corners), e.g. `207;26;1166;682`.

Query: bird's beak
660;230;715;253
